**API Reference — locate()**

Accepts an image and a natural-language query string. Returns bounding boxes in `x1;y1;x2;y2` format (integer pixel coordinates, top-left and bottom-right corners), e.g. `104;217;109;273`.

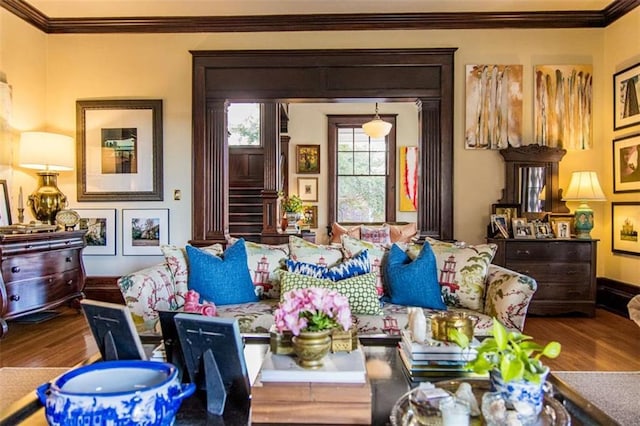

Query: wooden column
262;102;280;236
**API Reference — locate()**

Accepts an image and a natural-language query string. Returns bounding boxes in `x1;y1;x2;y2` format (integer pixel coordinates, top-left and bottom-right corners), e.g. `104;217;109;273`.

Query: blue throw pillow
324;249;371;281
186;239;258;305
384;243;447;310
285;258;327;278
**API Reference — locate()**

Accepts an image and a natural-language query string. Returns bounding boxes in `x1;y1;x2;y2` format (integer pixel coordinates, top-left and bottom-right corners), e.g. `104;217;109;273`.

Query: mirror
499;144;569;214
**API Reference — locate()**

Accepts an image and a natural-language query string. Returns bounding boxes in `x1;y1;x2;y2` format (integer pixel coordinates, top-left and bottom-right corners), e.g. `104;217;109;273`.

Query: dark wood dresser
488;238;598;317
0;230;87;337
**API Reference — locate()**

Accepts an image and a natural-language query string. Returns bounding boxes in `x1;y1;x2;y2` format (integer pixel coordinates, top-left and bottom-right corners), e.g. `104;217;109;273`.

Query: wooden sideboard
488;238;597;317
0;230;87;337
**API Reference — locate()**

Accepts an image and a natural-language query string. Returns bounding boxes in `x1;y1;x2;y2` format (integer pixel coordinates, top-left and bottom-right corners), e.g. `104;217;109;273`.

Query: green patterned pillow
279;270;383;315
407;238;497;311
340;235;388;298
288;235;343;267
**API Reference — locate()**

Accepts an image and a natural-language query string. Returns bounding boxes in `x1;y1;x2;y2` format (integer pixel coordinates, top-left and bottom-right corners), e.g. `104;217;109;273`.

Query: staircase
229;186;263;242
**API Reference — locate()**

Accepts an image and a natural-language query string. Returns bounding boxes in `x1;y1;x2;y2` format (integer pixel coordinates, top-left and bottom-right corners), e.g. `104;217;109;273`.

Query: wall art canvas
399;146;418;211
613;133;640;193
612;202;640;256
296;144;320;174
122;209;169;256
614;62;640;130
465;64;523;149
0;180;11;226
534;65;593;150
75;209;116;255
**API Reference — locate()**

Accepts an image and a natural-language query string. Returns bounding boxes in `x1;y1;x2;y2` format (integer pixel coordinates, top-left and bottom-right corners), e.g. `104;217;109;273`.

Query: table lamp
562;171;606;239
19;131;75;224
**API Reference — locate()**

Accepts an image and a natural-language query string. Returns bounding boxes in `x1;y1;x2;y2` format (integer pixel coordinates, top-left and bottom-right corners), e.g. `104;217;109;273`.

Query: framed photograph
76;99;163;201
613;62;640;131
0;180;11;226
297;177;318;202
553;220;572;239
512;217;527;228
490;214;509;238
303;205;318;229
612;202;640;257
122;208;169;256
296;144;320;174
613;133;640;193
534;222;553;239
514;223;535;239
75;208;117;255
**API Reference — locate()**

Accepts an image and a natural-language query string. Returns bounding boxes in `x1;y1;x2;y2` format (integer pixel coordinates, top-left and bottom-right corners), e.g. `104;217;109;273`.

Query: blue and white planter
37;360;195;426
489;367;550;418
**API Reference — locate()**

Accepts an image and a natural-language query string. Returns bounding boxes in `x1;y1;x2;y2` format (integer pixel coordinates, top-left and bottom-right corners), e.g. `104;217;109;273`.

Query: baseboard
83;276;124;305
596;277;640;317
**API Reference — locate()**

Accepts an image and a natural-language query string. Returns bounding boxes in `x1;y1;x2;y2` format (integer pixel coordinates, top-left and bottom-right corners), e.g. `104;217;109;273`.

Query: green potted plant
449;317;561;417
279;192;304;232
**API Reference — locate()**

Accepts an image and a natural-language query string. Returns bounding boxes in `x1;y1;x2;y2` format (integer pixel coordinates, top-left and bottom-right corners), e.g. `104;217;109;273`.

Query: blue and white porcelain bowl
37;360;195;426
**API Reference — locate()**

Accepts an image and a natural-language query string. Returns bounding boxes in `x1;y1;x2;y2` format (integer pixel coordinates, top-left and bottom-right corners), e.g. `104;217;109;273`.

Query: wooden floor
1;307;639;371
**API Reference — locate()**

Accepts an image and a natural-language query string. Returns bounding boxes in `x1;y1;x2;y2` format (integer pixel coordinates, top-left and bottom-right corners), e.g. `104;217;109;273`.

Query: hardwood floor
1;307;639;371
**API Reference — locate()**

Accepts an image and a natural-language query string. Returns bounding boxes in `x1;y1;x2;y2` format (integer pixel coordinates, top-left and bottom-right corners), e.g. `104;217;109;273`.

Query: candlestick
18;186;24;210
18;207;24;224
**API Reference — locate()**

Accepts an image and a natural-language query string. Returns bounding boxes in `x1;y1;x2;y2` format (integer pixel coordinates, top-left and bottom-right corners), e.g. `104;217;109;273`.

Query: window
328;115;396;224
228;103;260;146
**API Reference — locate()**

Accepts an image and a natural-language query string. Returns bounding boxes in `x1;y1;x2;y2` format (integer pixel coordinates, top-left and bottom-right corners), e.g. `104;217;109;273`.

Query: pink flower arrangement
274;288;352;336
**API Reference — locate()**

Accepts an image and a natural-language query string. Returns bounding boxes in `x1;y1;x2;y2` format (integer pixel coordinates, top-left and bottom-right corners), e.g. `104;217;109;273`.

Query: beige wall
0;9;638;286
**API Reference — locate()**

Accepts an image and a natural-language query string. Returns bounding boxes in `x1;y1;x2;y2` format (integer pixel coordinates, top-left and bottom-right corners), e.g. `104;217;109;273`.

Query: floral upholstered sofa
118;230;537;338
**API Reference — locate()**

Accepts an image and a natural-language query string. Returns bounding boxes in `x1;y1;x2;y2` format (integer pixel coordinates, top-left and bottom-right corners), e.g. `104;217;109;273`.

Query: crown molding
1;0;638;34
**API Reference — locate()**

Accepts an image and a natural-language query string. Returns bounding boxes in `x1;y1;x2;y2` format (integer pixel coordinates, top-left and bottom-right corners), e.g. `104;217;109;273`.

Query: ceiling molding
1;0;638;34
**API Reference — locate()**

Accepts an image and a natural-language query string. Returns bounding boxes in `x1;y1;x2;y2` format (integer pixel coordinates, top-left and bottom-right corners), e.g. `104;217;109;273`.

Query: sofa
117;229;537;339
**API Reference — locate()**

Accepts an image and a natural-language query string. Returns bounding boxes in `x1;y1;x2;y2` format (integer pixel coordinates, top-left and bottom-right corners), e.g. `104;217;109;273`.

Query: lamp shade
362;103;392;138
562;171;606;201
19;132;75;171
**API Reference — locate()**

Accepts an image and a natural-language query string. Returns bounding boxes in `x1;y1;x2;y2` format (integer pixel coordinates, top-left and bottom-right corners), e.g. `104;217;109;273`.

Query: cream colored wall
4;9;631;282
602;8;640;287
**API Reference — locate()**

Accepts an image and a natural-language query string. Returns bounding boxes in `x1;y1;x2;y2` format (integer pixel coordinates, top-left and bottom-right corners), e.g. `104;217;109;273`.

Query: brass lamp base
28;172;68;225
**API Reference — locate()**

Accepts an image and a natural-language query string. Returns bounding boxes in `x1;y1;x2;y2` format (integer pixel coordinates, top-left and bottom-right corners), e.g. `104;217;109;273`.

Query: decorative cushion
385;243;446;310
288;235;343;267
360;225;392;246
341;235;388;297
186;239;259;306
329;223;361;244
408;238;497;311
160;243;223;291
228;237;289;299
387;223;418;243
279;271;383;315
324;249;371;281
285;258;328;278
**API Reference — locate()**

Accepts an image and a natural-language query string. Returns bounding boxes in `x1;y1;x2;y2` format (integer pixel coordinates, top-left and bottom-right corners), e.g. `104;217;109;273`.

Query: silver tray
390;379;570;426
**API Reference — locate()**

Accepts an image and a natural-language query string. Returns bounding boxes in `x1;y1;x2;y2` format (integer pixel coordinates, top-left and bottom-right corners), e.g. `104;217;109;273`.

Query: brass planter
292;329;332;369
430;312;478;342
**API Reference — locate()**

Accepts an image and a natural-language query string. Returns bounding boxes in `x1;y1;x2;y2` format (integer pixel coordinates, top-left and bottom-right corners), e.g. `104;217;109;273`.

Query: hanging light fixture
362;103;392;138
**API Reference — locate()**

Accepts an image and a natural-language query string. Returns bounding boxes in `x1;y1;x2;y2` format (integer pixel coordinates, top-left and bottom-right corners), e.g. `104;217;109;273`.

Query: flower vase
489;367;550;419
292;329;332;369
280;215;288;232
285;212;299;234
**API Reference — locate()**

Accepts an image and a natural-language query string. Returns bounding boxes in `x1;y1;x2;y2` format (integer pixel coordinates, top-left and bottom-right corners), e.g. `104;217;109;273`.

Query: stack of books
398;330;485;382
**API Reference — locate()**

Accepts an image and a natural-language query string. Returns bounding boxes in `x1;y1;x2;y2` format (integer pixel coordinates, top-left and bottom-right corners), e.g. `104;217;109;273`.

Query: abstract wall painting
399;146;418;211
613;62;640;131
465;65;523;149
534;65;593;150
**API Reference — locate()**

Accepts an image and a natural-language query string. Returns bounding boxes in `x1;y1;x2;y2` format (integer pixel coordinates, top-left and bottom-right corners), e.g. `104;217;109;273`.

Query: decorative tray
390;379;570;426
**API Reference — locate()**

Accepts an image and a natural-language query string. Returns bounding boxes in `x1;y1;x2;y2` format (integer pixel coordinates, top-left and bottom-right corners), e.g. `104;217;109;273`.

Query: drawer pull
11;266;21;273
65;257;72;263
25;245;32;249
48;278;54;283
9;294;20;302
66;280;74;286
516;250;531;256
65;240;71;245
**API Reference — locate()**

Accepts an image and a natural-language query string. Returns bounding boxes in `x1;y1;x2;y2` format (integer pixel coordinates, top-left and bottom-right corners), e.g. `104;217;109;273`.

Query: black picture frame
613;132;640;193
613;62;640;131
0;180;11;226
76;99;163;201
611;202;640;257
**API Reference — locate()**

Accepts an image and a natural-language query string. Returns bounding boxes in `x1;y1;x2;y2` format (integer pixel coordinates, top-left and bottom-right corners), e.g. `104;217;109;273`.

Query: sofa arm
483;264;537;332
117;263;182;331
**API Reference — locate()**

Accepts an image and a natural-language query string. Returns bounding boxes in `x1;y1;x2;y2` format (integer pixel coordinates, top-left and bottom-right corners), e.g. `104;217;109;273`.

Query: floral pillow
341;235;388;297
407;238;497;311
288;235;343;267
161;243;224;292
360;225;392;246
228;237;289;299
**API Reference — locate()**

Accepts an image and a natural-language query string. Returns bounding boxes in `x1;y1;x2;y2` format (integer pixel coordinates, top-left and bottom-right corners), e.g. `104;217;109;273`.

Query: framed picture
514;223;535;239
76;99;163;201
75;209;117;255
297;177;318;202
553;220;572;239
613;62;640;131
534;222;553;239
613;133;640;193
0;180;11;226
296;144;320;174
612;202;640;257
492;203;520;232
122;209;169;256
490;214;509;238
303;205;318;229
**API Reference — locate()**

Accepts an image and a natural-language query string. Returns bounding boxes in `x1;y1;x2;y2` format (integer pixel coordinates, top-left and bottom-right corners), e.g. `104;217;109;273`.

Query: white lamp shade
20;132;75;171
362;118;392;139
562;171;606;201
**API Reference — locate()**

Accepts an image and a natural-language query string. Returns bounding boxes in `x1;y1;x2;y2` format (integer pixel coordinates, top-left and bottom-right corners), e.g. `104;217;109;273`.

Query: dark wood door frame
191;48;456;245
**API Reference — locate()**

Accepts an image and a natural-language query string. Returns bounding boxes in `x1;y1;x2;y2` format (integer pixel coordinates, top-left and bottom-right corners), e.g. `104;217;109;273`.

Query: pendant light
362;103;392;138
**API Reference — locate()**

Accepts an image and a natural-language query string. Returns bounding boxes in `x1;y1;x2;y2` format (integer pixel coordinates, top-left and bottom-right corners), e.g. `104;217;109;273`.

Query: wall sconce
562;171;606;239
19;131;74;224
362;103;392;139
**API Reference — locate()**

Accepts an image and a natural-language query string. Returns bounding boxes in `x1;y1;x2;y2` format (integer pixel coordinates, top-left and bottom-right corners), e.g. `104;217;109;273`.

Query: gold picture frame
296;144;320;174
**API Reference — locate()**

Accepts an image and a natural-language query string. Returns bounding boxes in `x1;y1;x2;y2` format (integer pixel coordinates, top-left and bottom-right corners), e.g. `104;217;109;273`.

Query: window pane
338;139;353;151
369;140;386;151
354;141;369;151
338;152;354;174
370;152;386;174
337;176;386;222
228;103;260;146
338;128;354;150
353;152;370;175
